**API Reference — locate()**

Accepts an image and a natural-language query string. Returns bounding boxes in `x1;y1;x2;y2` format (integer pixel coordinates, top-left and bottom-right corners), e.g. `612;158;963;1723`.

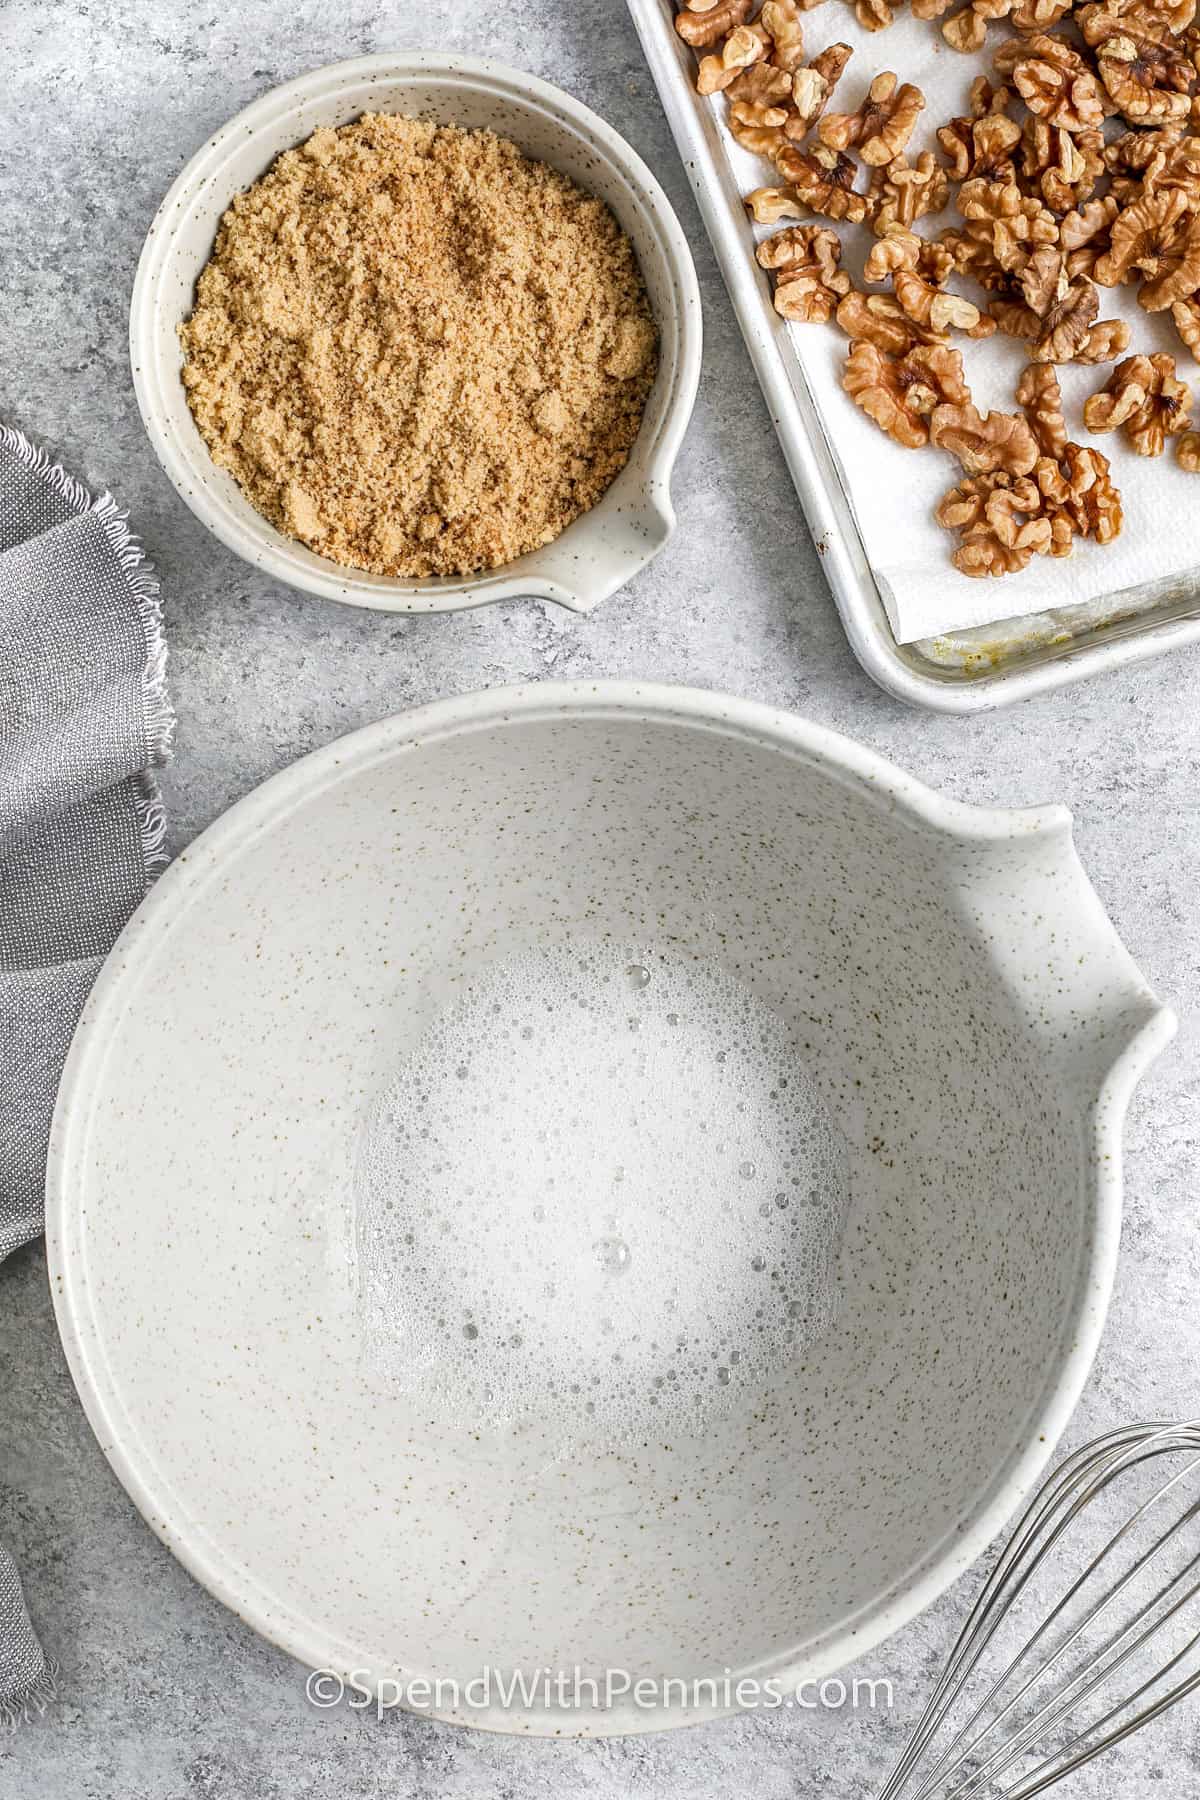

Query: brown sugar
178;114;658;578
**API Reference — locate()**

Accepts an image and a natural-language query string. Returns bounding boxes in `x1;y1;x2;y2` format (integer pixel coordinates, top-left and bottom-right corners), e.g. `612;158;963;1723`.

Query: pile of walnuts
673;0;1200;577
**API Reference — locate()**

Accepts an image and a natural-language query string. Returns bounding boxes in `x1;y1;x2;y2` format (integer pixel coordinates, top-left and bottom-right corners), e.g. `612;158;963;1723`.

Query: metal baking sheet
627;0;1200;712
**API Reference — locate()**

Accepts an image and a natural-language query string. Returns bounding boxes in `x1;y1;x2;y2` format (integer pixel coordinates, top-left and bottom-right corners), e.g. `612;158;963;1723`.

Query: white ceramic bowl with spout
46;683;1173;1735
129;55;701;613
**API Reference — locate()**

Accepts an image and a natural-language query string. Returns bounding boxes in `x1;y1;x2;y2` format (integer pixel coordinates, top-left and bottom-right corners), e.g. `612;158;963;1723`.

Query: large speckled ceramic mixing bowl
130;54;700;614
46;682;1173;1735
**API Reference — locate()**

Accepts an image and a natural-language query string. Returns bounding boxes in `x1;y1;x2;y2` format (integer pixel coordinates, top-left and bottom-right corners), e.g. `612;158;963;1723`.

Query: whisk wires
876;1422;1200;1800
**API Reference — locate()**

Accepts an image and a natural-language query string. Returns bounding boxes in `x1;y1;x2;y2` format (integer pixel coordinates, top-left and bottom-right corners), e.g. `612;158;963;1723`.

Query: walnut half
934;471;1056;574
819;72;926;165
1173;297;1200;358
1016;362;1069;459
757;224;851;321
837;288;937;354
842;340;971;447
775;143;871;225
930;402;1041;475
1095;188;1200;311
675;0;753;47
1037;443;1124;541
996;33;1108;132
1083;351;1194;452
871;153;950;235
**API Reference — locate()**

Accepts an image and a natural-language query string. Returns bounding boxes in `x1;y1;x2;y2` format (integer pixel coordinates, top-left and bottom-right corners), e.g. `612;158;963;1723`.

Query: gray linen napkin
0;422;173;1723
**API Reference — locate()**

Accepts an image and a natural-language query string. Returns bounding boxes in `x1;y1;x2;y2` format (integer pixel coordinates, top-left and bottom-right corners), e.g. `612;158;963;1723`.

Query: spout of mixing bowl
944;801;1176;1107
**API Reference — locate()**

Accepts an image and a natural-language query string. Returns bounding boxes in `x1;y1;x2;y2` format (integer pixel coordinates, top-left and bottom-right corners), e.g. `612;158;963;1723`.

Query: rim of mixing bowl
45;680;1176;1735
129;55;702;614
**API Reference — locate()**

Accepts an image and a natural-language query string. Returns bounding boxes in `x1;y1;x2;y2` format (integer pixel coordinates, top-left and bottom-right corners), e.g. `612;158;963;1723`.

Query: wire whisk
877;1421;1200;1800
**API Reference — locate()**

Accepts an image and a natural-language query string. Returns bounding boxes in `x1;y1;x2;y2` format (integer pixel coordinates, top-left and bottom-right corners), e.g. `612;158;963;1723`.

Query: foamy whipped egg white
355;940;849;1441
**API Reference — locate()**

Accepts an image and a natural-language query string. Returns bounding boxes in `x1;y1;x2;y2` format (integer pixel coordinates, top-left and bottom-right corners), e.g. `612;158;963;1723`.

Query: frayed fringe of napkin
2;1659;59;1732
0;424;174;875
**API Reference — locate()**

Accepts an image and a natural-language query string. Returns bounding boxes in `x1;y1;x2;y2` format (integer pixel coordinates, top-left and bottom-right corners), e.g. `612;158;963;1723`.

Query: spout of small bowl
631;480;677;549
542;484;677;615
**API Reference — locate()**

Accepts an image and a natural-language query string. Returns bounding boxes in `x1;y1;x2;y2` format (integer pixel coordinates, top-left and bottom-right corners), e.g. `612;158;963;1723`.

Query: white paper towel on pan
705;6;1200;643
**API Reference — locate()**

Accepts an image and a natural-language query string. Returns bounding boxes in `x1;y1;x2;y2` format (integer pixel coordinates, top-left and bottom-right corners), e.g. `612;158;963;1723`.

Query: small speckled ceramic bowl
47;683;1174;1735
129;55;701;613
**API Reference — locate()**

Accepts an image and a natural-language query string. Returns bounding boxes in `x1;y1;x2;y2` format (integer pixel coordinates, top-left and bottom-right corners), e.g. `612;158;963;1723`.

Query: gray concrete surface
2;1;1200;1794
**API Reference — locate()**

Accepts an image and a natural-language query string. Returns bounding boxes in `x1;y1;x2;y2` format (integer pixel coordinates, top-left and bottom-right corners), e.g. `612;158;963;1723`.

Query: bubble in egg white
354;941;849;1441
